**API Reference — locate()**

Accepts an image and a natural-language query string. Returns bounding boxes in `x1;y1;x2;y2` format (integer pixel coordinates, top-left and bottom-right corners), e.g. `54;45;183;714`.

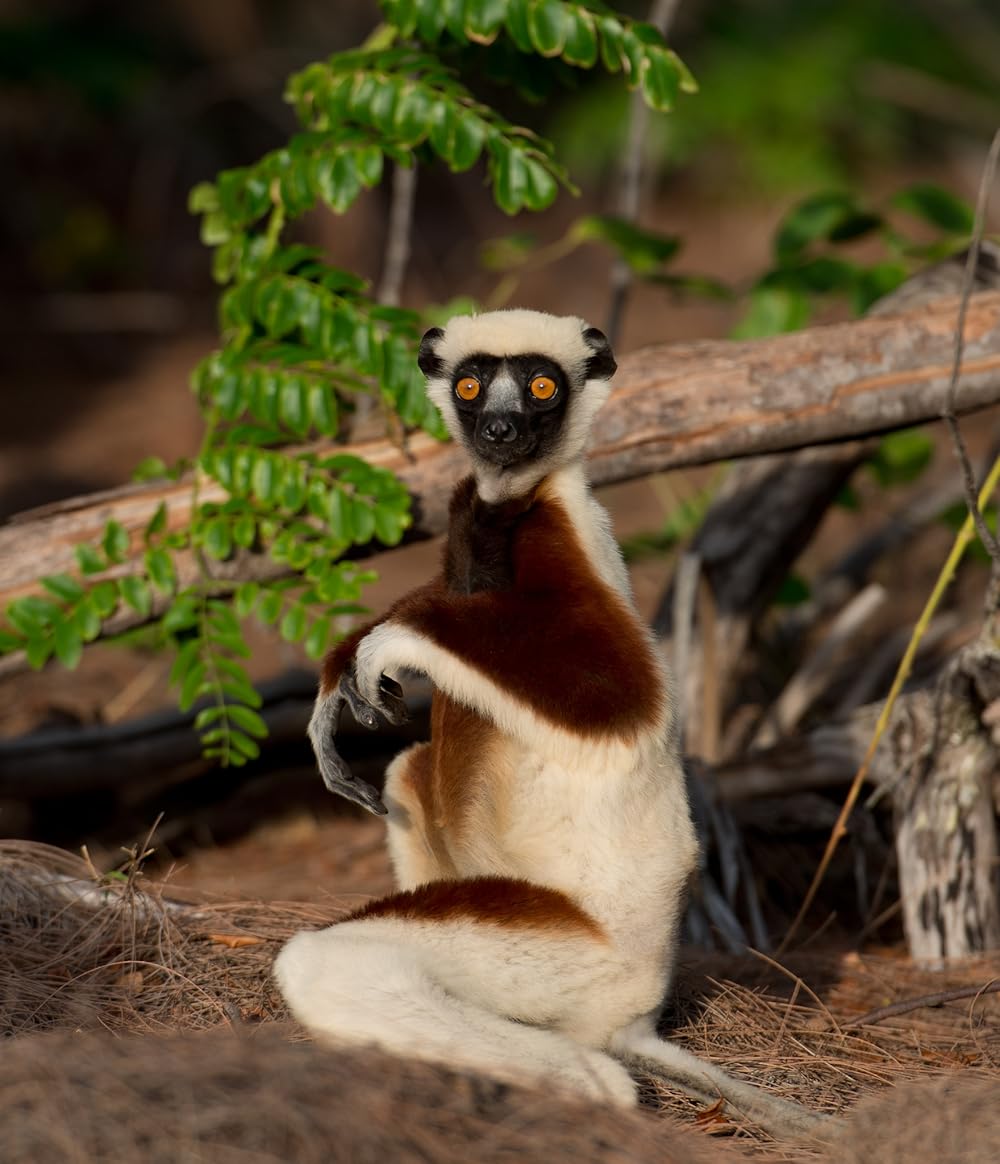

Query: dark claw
378;674;410;725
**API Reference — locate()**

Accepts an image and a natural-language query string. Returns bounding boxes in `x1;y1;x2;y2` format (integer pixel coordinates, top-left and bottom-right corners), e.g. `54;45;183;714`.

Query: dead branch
1;293;999;653
842;979;1000;1028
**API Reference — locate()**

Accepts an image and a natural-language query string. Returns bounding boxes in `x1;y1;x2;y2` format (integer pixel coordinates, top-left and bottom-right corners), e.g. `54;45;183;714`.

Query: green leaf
179;660;208;712
732;286;811;339
573;215;680;273
774;192;861;262
188;182;219;214
308;383;337;435
41;574;85;604
232;512;257;549
133;456;169;482
194;705;228;732
75;544;107;576
280;603;307;643
352;497;377;544
252;454;280;504
119;576;152;618
145;501;168;543
280;375;310;436
892;183;974;235
488;0;522;50
74;598;102;642
639;48;679;112
520;154;559;211
304;616;331;660
145;548;177;594
598;14;626;73
0;629;24;652
101;520;130;565
326;488;354;542
563;7;598;67
230;730;261;761
202;517;233;561
313;150;363;214
869;429;935;488
227;703;269;738
53;618;83;669
25;635;53;670
450;115;485;172
464;0;506;43
234;581;260;617
851;262;908;315
492;145;528;215
90;581;119;618
527;0;573;57
774;573;811;607
257;588;283;625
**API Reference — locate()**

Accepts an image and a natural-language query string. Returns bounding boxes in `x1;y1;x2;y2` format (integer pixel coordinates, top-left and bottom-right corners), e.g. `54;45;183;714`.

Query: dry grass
3;839;1000;1162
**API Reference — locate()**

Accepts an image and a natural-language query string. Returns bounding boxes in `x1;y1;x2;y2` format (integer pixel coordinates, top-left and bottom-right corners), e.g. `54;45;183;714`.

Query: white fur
432;309;596;377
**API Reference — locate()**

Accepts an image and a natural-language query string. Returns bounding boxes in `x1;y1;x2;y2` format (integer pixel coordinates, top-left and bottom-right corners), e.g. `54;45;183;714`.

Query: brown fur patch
395;742;459;878
429;692;499;833
344;876;605;941
392;487;662;736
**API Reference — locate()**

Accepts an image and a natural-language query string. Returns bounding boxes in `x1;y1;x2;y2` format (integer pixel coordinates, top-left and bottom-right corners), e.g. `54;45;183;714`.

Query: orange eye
530;376;557;400
455;377;480;401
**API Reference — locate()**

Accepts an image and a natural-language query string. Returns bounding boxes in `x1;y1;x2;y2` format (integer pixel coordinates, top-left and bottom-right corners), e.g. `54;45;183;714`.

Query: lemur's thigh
382;744;456;888
275;881;636;1105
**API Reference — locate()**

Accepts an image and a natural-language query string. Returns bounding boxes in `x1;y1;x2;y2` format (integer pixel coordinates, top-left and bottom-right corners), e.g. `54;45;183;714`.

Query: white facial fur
423;309;615;502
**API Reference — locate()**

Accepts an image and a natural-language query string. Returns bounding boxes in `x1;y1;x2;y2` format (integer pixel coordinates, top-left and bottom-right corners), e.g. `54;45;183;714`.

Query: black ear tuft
582;326;617;381
418;327;446;377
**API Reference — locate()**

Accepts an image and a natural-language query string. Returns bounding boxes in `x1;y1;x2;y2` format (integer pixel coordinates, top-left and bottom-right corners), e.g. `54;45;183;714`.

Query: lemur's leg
607;1015;834;1138
381;744;457;888
274;879;636;1107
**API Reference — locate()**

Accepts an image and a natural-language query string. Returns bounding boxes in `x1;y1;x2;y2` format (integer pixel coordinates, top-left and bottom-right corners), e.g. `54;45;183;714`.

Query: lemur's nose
481;416;519;443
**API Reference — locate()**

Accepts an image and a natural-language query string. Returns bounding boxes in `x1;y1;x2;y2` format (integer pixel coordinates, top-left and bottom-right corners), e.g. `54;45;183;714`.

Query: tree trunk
892;686;1000;966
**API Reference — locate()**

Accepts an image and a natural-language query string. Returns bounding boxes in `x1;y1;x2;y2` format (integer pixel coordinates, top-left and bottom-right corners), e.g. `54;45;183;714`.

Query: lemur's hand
341;663;409;730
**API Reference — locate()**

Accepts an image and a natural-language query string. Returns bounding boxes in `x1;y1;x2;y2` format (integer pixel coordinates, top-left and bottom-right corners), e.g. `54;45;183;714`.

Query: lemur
275;309;827;1138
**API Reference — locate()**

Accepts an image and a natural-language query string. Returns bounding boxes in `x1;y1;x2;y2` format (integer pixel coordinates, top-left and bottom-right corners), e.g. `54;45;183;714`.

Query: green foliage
1;1;693;767
734;182;976;339
868;428;935;488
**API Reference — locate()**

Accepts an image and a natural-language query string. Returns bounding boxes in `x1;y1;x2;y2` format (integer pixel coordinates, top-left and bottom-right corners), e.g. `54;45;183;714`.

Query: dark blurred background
2;0;998;520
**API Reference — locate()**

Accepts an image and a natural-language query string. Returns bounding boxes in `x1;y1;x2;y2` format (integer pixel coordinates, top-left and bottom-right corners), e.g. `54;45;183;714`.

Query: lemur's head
418;309;617;500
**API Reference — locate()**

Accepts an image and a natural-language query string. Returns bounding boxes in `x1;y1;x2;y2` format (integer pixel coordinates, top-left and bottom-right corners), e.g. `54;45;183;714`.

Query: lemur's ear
582;326;617;381
418;327;446;377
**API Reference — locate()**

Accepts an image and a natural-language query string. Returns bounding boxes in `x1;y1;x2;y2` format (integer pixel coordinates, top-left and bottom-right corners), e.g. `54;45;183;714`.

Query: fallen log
1;291;999;644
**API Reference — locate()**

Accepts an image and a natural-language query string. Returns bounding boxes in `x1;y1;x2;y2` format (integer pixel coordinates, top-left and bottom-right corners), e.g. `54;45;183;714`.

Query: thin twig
376;162;417;308
745;947;843;1037
697;572;720;763
843;980;1000;1029
942;127;1000;565
604;0;681;344
671;551;701;742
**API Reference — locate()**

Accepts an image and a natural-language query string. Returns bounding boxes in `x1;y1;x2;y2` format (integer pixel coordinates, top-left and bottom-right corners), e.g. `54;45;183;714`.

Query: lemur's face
418;310;616;497
438;352;570;469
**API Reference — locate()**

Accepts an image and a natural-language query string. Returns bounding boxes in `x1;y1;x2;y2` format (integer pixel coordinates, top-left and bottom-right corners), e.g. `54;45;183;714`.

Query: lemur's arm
312;485;664;813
